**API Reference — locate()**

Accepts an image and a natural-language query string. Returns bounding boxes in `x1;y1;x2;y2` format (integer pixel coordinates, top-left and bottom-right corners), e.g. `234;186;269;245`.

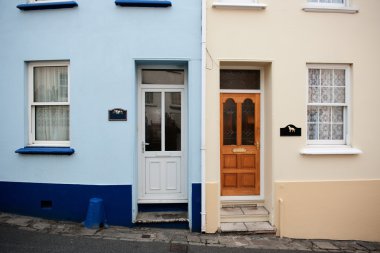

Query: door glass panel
142;69;184;85
242;99;255;145
223;98;237;145
165;92;181;151
220;70;260;90
145;92;161;151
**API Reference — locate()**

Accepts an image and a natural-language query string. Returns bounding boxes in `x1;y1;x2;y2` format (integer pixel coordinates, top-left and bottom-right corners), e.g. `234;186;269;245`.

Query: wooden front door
220;93;260;196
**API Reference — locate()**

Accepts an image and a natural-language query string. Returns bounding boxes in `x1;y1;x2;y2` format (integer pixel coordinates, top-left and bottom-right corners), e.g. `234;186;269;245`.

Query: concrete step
220;206;269;223
135;211;188;224
221;200;264;208
220;221;276;234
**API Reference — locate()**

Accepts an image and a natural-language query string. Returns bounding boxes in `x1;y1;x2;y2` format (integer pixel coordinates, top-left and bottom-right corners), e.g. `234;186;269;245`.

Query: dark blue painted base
135;221;189;229
138;203;187;212
115;0;172;8
17;1;78;11
192;183;201;232
0;182;132;226
15;147;75;155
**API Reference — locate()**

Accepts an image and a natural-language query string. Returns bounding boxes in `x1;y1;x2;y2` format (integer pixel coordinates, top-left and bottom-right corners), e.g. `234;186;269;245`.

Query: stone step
220;221;276;234
220;206;269;223
221;200;265;208
135;211;188;224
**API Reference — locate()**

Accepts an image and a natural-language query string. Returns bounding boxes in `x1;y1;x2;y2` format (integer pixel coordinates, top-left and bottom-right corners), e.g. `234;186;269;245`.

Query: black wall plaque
280;124;301;137
108;108;127;121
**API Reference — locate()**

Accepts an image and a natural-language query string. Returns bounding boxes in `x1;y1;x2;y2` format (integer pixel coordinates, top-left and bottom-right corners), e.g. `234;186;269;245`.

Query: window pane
334;87;345;103
308;123;318;140
321;69;333;86
334;69;345;86
142;69;184;84
35;106;69;141
309;87;320;103
34;66;68;102
319;123;331;140
220;70;260;90
332;106;343;123
145;92;161;151
319;106;331;123
308;69;320;87
321;87;333;103
223;99;237;145
165;92;181;151
242;99;255;145
307;106;318;122
332;124;344;140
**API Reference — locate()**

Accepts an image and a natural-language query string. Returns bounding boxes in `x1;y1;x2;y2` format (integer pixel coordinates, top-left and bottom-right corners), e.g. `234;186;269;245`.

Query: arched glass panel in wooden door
242;99;255;145
223;98;237;145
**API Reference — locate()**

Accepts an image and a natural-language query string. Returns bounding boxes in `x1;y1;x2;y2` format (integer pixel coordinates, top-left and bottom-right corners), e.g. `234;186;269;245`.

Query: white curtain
34;67;69;141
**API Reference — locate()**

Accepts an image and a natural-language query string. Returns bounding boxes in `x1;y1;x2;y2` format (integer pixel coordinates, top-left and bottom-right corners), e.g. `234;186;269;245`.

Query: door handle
256;141;260;150
142;141;150;153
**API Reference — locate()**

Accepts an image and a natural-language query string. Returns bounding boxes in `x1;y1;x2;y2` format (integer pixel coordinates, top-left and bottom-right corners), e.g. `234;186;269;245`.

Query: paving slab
6;217;32;227
244;221;275;233
241;206;268;215
220;207;244;216
220;222;247;232
313;241;340;250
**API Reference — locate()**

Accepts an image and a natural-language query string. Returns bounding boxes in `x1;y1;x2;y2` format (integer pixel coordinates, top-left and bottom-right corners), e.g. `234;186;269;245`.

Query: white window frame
212;0;266;9
28;61;70;147
307;0;347;8
306;64;351;146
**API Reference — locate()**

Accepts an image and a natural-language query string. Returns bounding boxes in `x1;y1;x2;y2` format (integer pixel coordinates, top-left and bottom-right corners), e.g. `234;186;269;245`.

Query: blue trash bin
84;197;107;229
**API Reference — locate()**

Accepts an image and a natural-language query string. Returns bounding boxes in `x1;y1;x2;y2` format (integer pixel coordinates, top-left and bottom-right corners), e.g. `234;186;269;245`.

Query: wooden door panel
220;93;260;196
240;154;256;169
223;155;237;168
223;174;237;187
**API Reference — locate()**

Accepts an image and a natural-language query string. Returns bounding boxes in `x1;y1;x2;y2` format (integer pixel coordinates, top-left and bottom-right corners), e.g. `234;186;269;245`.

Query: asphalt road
0;224;308;253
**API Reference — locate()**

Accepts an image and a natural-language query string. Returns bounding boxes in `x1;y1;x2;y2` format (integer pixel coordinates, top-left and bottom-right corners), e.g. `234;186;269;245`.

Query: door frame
219;66;265;201
136;65;188;204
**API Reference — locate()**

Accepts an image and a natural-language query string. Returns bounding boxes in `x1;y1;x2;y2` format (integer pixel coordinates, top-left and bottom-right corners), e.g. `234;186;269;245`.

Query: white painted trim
300;147;362;155
212;2;267;10
219;66;265;201
302;7;359;14
201;0;207;233
302;3;358;14
27;61;70;147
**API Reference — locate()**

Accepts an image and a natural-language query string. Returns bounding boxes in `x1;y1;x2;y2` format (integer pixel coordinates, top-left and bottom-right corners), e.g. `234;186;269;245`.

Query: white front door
138;68;187;203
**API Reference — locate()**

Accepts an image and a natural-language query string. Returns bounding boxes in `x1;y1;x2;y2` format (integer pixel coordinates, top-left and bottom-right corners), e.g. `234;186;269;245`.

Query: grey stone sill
302;5;359;14
212;2;266;10
300;146;362;155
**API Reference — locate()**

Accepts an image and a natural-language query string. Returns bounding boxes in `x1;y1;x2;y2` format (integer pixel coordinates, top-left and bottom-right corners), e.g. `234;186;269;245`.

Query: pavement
0;212;379;252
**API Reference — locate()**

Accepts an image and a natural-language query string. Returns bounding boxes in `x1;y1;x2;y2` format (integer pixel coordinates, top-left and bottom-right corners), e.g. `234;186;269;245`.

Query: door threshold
221;196;264;201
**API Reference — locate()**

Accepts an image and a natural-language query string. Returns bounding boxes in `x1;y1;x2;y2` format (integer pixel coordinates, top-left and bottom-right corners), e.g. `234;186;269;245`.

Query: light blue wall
0;0;201;185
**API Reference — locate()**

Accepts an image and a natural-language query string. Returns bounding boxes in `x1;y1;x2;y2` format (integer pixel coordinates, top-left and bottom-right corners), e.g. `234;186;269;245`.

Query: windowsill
115;0;172;7
300;146;362;155
302;4;359;14
212;2;267;9
17;1;78;11
15;147;75;155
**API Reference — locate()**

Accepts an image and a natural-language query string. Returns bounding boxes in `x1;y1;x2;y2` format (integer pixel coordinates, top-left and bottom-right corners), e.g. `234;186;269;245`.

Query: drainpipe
201;0;207;233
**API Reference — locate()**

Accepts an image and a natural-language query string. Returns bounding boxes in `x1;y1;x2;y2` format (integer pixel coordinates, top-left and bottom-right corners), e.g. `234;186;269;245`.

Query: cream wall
205;0;380;238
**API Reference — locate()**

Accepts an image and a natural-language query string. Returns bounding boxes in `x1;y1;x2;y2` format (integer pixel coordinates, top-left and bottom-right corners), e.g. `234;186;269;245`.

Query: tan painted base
206;182;220;233
275;180;380;242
